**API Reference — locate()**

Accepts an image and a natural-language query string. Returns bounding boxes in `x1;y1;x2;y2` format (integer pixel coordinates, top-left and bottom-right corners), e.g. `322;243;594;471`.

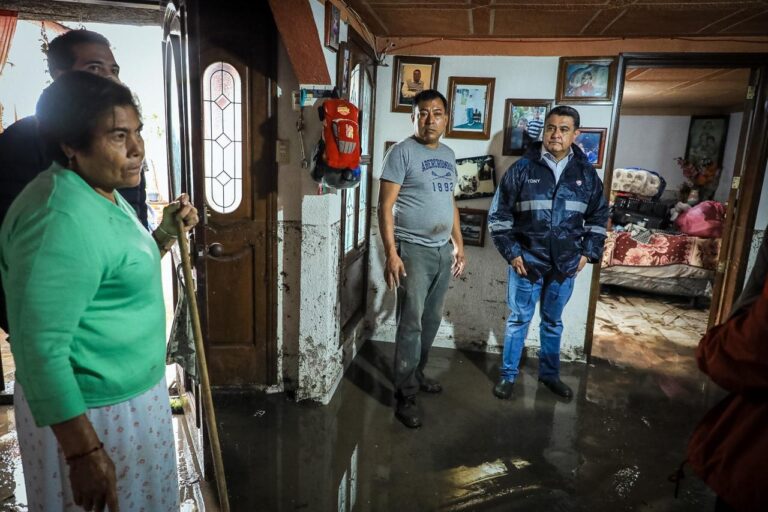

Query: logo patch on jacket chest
527;178;541;184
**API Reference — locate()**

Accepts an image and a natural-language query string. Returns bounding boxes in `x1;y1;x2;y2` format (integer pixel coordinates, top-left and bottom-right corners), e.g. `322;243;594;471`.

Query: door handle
208;243;224;257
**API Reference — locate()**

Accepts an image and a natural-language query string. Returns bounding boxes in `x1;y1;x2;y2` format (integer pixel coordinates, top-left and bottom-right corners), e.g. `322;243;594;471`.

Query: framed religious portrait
324;1;341;52
574;127;607;169
454;155;496;200
458;208;488;247
502;99;552;156
684;115;729;169
556;57;617;104
446;77;496;140
391;56;440;113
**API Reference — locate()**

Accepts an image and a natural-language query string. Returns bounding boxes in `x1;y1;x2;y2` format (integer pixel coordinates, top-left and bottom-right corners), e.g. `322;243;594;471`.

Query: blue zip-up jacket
488;142;609;279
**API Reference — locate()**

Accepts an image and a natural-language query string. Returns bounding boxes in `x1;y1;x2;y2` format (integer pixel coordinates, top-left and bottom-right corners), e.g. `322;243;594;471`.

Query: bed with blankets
601;167;723;298
600;229;721;298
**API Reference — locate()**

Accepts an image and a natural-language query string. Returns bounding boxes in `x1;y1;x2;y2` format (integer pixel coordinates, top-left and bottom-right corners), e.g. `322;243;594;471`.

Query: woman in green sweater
0;71;198;511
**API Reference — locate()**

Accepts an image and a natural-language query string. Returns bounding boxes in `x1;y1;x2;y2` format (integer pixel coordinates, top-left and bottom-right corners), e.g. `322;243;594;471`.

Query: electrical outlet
276;139;290;164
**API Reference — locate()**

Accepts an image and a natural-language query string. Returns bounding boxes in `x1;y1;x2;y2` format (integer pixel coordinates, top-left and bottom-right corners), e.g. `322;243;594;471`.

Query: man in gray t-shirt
378;89;466;428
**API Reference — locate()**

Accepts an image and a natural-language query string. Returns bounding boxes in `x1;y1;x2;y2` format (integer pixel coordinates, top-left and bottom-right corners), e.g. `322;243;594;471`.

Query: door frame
584;52;768;361
338;29;377;339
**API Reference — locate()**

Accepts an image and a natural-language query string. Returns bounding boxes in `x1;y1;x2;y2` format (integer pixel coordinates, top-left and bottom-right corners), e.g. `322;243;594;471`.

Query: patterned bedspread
602;231;721;270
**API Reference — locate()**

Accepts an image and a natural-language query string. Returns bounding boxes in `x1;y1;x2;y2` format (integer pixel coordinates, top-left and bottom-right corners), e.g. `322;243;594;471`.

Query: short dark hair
546;105;580;129
36;71;140;166
46;29;111;76
412;89;448;111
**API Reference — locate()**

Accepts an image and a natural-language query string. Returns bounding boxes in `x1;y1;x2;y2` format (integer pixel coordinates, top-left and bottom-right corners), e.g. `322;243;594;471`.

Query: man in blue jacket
488;105;608;400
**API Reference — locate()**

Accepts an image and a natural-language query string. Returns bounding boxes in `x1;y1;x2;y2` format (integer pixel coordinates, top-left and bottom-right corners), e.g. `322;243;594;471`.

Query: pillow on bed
675;200;725;238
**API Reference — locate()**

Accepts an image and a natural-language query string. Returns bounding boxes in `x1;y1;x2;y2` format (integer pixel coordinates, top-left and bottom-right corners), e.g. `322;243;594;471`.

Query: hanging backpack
311;98;361;189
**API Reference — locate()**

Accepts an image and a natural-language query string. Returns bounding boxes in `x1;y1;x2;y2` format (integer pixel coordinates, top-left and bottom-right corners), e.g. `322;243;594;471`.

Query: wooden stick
176;219;231;512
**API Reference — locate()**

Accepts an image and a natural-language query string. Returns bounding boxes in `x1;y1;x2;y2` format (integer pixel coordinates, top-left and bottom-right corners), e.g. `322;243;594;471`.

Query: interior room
592;66;750;380
0;1;767;510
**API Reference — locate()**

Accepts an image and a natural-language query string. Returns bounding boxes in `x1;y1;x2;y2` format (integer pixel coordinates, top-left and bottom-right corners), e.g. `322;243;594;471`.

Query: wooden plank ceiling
346;0;768;38
622;67;750;111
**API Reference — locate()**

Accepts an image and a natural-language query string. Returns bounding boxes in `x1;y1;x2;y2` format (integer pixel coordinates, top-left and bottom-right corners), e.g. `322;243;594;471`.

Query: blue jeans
500;267;575;381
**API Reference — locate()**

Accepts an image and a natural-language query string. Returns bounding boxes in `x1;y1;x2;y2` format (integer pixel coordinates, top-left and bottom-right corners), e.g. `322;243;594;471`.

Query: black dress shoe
538;377;573;399
395;396;422;428
419;376;443;394
493;379;514;399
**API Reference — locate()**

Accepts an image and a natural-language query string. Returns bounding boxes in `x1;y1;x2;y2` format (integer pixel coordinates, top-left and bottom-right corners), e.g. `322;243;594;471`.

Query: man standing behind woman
0;29;147;334
0;72;197;511
378;89;466;428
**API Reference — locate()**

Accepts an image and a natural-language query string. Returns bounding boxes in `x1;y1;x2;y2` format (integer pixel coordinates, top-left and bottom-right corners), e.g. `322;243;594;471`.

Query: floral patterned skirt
14;378;179;511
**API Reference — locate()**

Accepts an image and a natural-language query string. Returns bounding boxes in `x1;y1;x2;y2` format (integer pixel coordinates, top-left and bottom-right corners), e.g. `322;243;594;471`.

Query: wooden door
163;0;277;387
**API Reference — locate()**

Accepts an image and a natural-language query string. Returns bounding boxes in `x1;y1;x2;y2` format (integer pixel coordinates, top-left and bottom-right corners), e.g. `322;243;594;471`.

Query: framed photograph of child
458;208;488;247
446;77;496;140
574;127;607;169
391;56;441;113
502;99;552;156
556;57;617;104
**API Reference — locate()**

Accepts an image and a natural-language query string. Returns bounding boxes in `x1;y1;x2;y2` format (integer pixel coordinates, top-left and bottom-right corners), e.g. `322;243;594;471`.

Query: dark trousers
393;240;452;398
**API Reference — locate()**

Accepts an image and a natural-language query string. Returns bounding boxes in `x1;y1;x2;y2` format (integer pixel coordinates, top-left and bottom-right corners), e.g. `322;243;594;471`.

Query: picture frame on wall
391;56;441;113
446;77;496;139
458;208;488;247
574;127;607;169
454;155;496;200
336;41;351;98
502;99;552;156
684;115;729;170
556;57;617;104
383;140;396;159
324;1;341;52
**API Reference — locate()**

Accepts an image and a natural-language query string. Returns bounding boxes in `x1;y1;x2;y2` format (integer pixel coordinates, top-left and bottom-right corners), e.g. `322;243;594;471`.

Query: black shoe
493;379;514;399
538;377;573;399
395;396;422;428
419;376;443;394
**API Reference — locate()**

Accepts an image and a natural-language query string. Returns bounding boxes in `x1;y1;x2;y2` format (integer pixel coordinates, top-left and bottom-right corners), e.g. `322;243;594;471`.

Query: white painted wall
275;0;351;402
613;115;689;193
744;162;768;281
613;113;742;203
367;55;614;361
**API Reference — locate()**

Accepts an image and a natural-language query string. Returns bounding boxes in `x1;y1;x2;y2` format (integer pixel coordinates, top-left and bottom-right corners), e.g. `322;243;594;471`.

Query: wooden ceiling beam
377;36;768;56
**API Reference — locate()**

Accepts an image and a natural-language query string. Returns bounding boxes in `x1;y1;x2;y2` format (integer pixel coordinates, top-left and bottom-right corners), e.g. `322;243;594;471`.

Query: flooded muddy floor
212;340;720;511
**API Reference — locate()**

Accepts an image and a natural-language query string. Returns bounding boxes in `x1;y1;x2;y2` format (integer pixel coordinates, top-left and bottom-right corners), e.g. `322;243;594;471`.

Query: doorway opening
588;59;763;383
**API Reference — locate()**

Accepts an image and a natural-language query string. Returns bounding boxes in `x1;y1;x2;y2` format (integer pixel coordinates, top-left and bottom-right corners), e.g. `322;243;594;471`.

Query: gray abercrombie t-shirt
380;136;457;247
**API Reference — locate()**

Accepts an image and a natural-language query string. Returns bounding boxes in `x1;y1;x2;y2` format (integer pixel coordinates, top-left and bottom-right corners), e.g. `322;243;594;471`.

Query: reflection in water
212;341;720;511
0;406;26;510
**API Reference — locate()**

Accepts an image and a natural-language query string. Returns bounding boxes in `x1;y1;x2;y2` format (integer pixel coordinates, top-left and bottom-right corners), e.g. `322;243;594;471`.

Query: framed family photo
556;57;617;104
324;1;341;52
454;155;496;200
446;77;495;139
684;115;729;169
574;128;607;169
458;208;488;247
502;99;552;156
391;56;440;113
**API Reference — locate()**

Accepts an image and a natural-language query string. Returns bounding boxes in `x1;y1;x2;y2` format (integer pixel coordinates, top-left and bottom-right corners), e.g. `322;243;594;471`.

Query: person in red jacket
687;263;768;511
